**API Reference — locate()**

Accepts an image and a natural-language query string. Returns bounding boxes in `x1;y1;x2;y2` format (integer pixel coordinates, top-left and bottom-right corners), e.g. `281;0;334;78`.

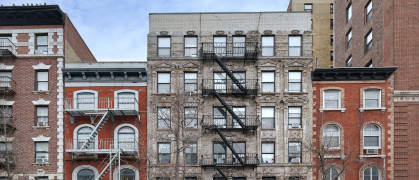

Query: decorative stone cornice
394;90;419;102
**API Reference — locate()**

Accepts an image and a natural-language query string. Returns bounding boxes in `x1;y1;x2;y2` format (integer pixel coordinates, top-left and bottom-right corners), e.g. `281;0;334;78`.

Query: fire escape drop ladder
79;111;111;150
95;148;123;180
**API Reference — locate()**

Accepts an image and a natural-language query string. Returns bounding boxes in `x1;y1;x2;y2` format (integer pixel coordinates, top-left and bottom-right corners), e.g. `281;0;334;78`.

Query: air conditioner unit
291;157;301;163
36;157;48;163
291;123;300;128
37;121;46;126
366;149;378;155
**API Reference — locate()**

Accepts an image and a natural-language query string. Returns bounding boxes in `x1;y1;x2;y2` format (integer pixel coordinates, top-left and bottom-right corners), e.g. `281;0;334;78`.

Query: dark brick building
333;0;418;179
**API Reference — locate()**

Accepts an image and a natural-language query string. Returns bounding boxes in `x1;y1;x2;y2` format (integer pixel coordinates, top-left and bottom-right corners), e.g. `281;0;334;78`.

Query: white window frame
72;165;99;180
184;36;198;57
184;72;198;93
73;124;98;150
157;72;171;93
288;36;302;56
323;90;342;109
323;125;340;149
114;89;139;110
158;37;171;57
261;72;275;93
363;89;381;109
112;165;140;180
73;90;98;110
261;36;274;56
363;124;381;149
114;124;139;150
363;167;381;180
288;71;302;92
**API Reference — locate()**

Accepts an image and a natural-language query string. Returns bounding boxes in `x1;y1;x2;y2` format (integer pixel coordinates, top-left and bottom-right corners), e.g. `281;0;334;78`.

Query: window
214;72;227;93
213;107;226;128
77;127;93;149
330;19;333;30
346;3;352;23
232;107;246;128
120;168;135;180
232;142;245;164
184;36;197;57
363;124;381;149
117;92;135;109
330;35;333;46
323;125;340;148
157;72;170;93
77;169;94;180
118;126;135;149
158;37;170;57
310;19;313;30
232;72;246;93
0;71;12;88
35;34;48;54
346;56;352;67
347;29;352;49
325;168;340;180
364;89;381;108
36;71;48;91
288;36;301;56
35;177;48;180
214;36;227;56
366;60;373;67
261;142;274;164
184;72;197;92
184;107;198;128
233;36;246;56
261;72;275;92
158;143;171;164
304;3;312;13
36;106;48;126
288;72;302;92
365;30;373;53
213;142;226;164
330;3;334;14
365;0;372;23
288;107;302;128
0;142;12;152
330;51;334;61
0;106;12;126
185;143;197;164
77;92;95;109
35;142;48;163
157;107;171;129
0;34;12;51
261;107;274;129
364;167;380;180
261;36;274;56
323;90;341;109
288;142;301;163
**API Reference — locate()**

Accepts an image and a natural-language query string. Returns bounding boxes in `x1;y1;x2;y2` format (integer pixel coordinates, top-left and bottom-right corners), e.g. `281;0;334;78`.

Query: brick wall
64;16;96;63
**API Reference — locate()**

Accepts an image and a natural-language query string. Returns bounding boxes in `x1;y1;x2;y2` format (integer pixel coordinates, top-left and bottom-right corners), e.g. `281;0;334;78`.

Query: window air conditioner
37;121;46;126
36;157;48;163
291;157;301;163
366;149;378;155
291;123;300;128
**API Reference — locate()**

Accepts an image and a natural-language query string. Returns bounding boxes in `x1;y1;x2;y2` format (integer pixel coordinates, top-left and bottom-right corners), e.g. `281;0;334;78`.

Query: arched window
323;125;340;148
77;169;94;180
77;127;93;149
117;92;136;109
77;92;95;109
120;168;135;180
118;126;135;149
363;167;380;180
363;124;380;149
325;167;340;180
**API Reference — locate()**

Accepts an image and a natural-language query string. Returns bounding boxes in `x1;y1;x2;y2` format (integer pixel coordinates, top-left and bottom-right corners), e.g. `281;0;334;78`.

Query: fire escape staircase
79;111;111;150
91;148;124;180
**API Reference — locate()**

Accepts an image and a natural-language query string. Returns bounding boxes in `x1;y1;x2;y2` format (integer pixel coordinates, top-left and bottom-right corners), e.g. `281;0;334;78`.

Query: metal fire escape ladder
215;166;228;180
213;55;247;93
96;149;123;180
213;91;245;128
80;111;110;150
212;123;244;166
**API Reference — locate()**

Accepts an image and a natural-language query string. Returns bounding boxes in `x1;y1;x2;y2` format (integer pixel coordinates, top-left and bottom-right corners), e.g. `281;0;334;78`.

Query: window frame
157;72;171;93
347;29;352;49
261;106;275;129
288;71;302;92
213;142;226;164
184;72;198;93
288;142;302;163
157;36;171;57
330;35;333;46
120;168;135;180
330;19;333;30
288;106;302;128
261;71;275;93
261;142;275;164
363;89;381;109
363;124;381;149
232;36;246;57
346;56;352;67
116;91;137;109
330;3;334;14
76;126;95;149
323;125;341;149
346;3;352;23
184;142;197;164
158;142;171;164
36;70;48;91
213;36;227;57
232;142;246;164
184;36;198;57
261;36;275;56
363;167;381;180
330;51;334;61
288;36;302;57
325;167;340;180
117;126;136;149
365;0;373;23
35;141;48;163
35;34;48;54
365;29;373;53
157;107;171;129
184;107;198;128
323;90;342;109
35;106;48;126
304;3;313;13
77;169;95;180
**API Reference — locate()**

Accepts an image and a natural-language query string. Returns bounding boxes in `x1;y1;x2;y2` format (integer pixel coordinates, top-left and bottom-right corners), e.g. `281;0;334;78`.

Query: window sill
152;93;174;96
288;128;302;130
325;155;344;159
32;126;50;129
32;162;50;166
260;128;276;130
325;147;341;151
359;107;386;112
320;108;346;112
32;90;50;94
360;155;386;158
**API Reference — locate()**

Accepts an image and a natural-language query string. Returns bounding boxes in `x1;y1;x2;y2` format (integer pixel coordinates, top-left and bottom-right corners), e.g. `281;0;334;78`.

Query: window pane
262;143;274;153
233;37;245;46
37;72;48;81
262;72;274;82
289;36;301;46
37;107;48;116
213;143;226;153
289;72;301;81
36;35;48;46
262;37;274;46
184;72;197;80
158;37;170;48
118;92;135;109
185;37;197;47
158;143;170;153
367;31;373;43
233;142;245;154
158;73;170;83
36;142;48;151
289;47;301;56
184;107;197;128
261;107;274;128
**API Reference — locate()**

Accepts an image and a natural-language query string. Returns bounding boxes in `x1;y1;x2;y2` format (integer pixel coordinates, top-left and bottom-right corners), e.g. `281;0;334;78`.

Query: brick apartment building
288;0;334;69
333;0;418;179
63;62;147;180
147;12;313;179
0;5;95;180
312;67;396;180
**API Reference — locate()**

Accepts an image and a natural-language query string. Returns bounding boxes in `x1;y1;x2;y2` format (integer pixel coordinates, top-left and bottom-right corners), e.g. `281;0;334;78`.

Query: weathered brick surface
64;17;96;63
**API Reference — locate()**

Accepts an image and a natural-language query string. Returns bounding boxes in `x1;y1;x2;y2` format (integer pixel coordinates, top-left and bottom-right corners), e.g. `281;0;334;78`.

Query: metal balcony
0;38;16;58
65;138;139;156
200;154;259;167
0;153;15;169
199;42;258;62
0;116;15;131
202;115;260;130
202;79;258;96
64;97;139;117
0;77;16;94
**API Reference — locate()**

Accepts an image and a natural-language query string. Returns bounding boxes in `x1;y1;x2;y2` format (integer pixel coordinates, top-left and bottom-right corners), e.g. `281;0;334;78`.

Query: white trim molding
0;99;15;106
32;62;51;70
32;135;51;142
113;89;139;110
56;57;64;180
112;165;140;180
73;124;99;149
0;64;14;70
73;90;99;109
113;124;139;150
32;98;51;105
72;165;99;180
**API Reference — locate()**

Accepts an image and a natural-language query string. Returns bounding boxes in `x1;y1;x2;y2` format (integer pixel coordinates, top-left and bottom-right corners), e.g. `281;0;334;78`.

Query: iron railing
201;115;260;130
200;154;259;167
0;76;16;93
202;79;258;95
64;97;139;111
65;138;139;151
0;38;16;57
199;42;258;61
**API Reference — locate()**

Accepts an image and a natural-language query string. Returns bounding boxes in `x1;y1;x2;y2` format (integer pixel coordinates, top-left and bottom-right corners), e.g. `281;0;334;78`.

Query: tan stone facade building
288;0;334;68
147;12;313;180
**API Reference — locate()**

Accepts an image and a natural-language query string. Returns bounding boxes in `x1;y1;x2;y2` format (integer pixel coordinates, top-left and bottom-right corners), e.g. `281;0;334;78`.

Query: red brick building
312;67;396;180
0;5;95;180
333;0;418;178
63;63;147;180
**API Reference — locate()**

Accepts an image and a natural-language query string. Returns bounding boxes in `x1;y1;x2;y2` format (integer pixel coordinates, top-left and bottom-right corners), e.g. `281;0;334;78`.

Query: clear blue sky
1;0;289;61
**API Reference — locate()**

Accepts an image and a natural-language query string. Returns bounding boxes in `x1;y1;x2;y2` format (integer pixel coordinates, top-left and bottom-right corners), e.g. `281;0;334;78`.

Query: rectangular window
330;35;333;46
288;107;302;128
261;142;274;164
0;142;12;152
310;19;313;30
261;36;274;56
346;56;352;67
365;30;373;53
184;107;198;128
36;106;48;126
232;106;246;128
157;72;170;93
213;142;226;164
330;51;334;61
232;72;246;93
213;107;226;128
346;3;352;23
288;142;301;163
288;72;302;92
158;143;171;164
347;29;352;49
184;36;197;57
35;34;48;54
158;37;171;57
185;143;197;164
233;36;246;57
288;36;301;56
184;72;197;92
261;72;275;93
0;71;12;88
0;34;12;50
304;3;312;13
214;36;227;57
261;107;274;129
0;106;12;126
35;142;48;163
157;107;171;129
364;89;381;108
214;72;227;93
324;90;341;109
330;3;334;14
232;142;246;164
330;19;333;30
365;0;372;22
36;71;48;91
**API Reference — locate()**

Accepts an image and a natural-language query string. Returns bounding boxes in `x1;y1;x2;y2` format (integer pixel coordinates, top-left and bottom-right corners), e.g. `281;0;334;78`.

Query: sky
1;0;289;61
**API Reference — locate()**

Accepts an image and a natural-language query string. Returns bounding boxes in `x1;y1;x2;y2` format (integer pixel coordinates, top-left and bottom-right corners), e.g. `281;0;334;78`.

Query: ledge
32;126;50;129
32;90;50;95
319;108;346;112
359;107;386;112
359;155;386;158
32;162;50;166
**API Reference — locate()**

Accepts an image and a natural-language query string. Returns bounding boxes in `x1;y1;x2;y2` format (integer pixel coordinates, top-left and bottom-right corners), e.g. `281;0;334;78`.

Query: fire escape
199;42;260;179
